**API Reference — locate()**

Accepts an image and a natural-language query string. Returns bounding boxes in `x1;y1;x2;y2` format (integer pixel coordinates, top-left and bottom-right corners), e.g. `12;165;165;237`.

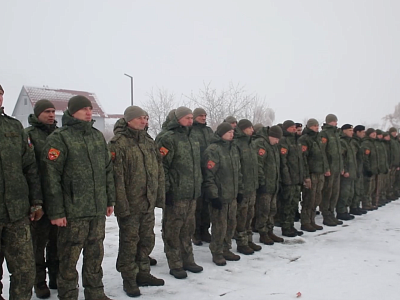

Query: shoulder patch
28;137;33;149
258;148;266;156
159;147;169;157
321;137;328;144
207;160;216;169
302;145;307;152
47;148;60;161
365;149;370;155
111;151;116;161
280;147;288;155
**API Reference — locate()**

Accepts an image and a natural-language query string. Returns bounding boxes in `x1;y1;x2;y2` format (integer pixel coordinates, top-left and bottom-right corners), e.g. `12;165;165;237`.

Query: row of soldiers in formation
0;83;399;299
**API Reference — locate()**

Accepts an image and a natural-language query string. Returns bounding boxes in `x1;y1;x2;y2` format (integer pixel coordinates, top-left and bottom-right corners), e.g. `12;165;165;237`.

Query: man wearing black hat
25;99;59;298
41;95;116;300
295;123;303;136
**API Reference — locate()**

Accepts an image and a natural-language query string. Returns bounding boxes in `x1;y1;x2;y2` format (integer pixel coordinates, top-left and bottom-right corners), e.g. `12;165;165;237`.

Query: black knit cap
295;123;302;128
353;125;365;133
365;128;376;136
238;119;253;131
283;120;295;130
34;99;55;117
216;122;233;137
269;125;283;139
376;129;383;136
68;95;93;115
341;124;353;131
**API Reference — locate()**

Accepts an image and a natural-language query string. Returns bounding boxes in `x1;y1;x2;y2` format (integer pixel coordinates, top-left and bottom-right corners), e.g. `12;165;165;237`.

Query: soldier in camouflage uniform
155;109;176;143
361;128;379;210
320;114;344;226
382;132;392;204
203;122;243;266
41;95;115;300
224;116;237;128
253;126;284;244
156;107;203;279
25;99;59;298
109;106;165;297
375;130;389;206
278;120;306;237
191;108;213;245
234;119;260;254
0;84;43;300
336;124;357;221
387;127;400;200
299;119;328;231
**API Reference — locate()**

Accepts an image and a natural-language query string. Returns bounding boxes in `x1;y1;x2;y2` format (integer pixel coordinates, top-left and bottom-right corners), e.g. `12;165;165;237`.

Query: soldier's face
369;132;377;139
243;126;254;136
231;122;237;128
384;135;390;141
329;121;338;126
296;127;302;135
128;116;147;130
72;107;92;122
391;131;398;138
309;125;319;132
269;136;279;145
195;114;207;124
145;116;149;126
287;125;297;133
356;130;365;138
343;128;353;137
221;129;234;141
0;91;3;107
178;114;193;127
38;108;56;125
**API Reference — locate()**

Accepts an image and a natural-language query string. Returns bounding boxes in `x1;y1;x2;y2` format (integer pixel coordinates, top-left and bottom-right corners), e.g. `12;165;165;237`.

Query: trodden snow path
3;201;400;300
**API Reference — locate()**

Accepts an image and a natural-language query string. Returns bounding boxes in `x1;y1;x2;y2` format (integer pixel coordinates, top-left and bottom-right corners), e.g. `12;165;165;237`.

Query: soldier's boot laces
237;245;255;255
34;282;51;299
183;262;203;273
248;241;262;251
200;229;212;243
212;254;227;266
123;279;141;298
268;231;284;243
169;268;187;279
136;272;165;286
300;223;317;232
311;223;323;230
149;256;157;266
223;250;241;261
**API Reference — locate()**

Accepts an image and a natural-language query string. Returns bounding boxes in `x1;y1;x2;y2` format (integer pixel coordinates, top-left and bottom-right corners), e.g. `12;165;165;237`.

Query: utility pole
124;73;134;106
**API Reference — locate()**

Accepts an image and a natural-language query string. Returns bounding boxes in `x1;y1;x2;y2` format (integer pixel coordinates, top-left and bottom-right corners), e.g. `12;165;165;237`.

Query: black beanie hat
341;124;353;131
269;125;283;139
365;128;376;136
34;99;55;117
283;120;295;130
353;125;365;133
68;95;93;115
216;122;233;137
376;129;383;136
295;123;303;128
238;119;253;131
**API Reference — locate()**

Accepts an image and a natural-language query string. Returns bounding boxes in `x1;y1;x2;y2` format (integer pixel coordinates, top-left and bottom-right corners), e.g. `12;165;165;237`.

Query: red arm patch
47;148;60;161
302;145;307;152
280;148;288;155
258;148;266;156
321;137;327;144
111;152;116;161
365;149;370;155
207;160;216;169
159;147;169;157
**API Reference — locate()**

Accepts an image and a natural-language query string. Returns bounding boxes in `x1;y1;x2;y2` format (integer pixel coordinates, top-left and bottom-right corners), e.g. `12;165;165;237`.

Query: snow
2;202;400;300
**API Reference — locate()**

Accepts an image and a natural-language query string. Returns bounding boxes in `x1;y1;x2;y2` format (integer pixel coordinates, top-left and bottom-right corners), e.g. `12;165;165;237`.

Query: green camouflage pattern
337;178;355;213
255;193;277;234
299;127;329;176
340;135;358;179
375;138;389;174
278;185;301;230
191;120;213;158
361;136;379;176
320;124;344;173
235;191;256;246
279;130;305;186
301;173;325;225
351;134;364;208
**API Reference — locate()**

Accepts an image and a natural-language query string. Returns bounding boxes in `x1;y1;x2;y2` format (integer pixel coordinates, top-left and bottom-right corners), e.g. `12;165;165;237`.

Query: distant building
12;86;108;131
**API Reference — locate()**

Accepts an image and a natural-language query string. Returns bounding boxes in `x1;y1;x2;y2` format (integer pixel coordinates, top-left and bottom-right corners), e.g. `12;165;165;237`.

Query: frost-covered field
3;201;400;300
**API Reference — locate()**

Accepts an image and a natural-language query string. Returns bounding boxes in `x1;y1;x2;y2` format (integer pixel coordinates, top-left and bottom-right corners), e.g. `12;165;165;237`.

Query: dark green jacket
389;136;400;168
253;127;280;195
340;135;358;179
156;117;202;201
191;121;213;155
383;139;392;170
109;119;165;217
320;124;343;174
299;127;329;177
0;109;42;222
41;110;115;220
202;134;243;202
234;127;258;194
279;130;304;186
351;135;364;178
375;138;389;174
361;136;379;176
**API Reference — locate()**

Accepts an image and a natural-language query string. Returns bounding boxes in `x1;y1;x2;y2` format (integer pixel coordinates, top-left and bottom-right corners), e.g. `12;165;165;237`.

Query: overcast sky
1;0;399;126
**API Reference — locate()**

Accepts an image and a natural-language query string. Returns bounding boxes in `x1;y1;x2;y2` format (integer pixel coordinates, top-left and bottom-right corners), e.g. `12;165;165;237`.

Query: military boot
183;262;203;273
292;227;303;236
300;223;316;232
136;272;165;286
322;216;337;227
281;227;297;237
332;216;344;224
237;245;255;255
34;282;51;299
94;296;115;300
349;208;362;216
123;279;141;297
149;256;157;266
311;223;323;230
192;232;203;246
248;241;262;251
169;268;187;279
212;254;227;266
200;228;212;243
358;208;367;214
48;272;57;289
337;212;352;221
268;231;284;243
223;250;241;261
259;234;274;245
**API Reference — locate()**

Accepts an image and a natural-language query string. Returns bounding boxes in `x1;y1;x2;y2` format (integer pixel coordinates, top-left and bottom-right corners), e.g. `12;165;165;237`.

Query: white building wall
12;89;34;128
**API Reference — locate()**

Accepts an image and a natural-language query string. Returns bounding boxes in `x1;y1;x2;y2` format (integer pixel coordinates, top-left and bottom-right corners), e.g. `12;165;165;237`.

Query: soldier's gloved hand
211;198;222;210
257;185;267;194
236;193;244;204
165;191;174;206
30;205;44;221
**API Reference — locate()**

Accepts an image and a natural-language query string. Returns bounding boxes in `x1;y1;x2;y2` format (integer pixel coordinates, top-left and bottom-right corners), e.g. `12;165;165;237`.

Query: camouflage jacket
0;108;42;222
202;134;243;202
383;139;392;170
320;124;343;174
340;135;358;179
109;119;165;217
279;130;304;186
389;136;400;168
234;127;258;194
351;135;364;178
361;136;379;176
299;127;329;177
191;121;213;155
253;127;280;195
41;110;115;220
156;117;202;201
375;139;389;174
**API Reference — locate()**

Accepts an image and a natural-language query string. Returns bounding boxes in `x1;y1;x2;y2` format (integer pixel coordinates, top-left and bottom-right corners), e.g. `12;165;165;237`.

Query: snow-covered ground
3;201;400;300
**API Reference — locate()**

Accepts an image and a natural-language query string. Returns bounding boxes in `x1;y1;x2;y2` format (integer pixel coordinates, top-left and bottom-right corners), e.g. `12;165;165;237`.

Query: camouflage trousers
116;211;155;280
195;193;210;236
57;216;106;300
235;191;256;246
321;172;340;218
0;218;35;300
351;175;364;209
31;214;59;285
336;177;355;213
379;173;389;200
363;175;377;208
209;200;237;255
394;169;400;193
255;193;277;235
162;199;196;270
278;185;300;230
301;173;324;225
387;168;397;197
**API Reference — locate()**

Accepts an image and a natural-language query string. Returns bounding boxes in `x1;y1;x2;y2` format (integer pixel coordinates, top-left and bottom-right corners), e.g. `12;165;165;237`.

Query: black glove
236;193;244;204
166;191;174;206
211;198;222;210
257;185;267;194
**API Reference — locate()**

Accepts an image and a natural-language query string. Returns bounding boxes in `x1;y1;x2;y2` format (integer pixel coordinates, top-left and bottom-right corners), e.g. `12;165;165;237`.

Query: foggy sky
1;0;399;127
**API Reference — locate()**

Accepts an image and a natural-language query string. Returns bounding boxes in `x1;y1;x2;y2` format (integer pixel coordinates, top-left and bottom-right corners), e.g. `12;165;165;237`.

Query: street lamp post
124;73;134;106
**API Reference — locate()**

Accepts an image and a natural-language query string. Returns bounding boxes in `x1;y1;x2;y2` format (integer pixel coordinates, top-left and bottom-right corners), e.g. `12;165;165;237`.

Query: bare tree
383;103;400;129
